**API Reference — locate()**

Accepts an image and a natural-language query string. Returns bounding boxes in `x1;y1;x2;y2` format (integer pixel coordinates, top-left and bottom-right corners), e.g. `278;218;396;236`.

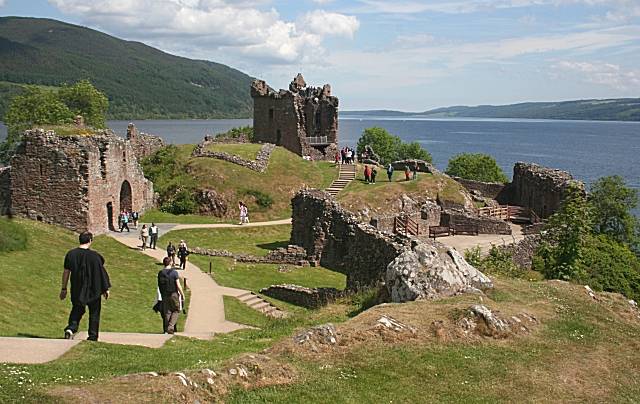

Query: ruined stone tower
6;129;155;234
251;73;339;160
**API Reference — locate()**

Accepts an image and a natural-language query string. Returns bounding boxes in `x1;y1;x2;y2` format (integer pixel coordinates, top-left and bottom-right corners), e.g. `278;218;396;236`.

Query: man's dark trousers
65;298;102;340
150;234;158;249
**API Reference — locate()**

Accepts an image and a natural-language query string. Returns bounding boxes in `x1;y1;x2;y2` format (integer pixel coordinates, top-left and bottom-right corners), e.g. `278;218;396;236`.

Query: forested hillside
0;17;253;119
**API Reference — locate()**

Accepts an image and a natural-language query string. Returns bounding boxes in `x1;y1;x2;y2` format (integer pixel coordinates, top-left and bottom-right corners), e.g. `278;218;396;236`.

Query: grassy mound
0;219;179;338
0;218;28;252
16;276;639;403
141;144;337;223
337;164;469;215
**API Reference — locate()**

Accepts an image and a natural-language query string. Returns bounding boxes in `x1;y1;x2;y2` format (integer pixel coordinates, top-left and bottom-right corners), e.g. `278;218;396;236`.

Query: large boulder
195;188;228;217
385;241;493;302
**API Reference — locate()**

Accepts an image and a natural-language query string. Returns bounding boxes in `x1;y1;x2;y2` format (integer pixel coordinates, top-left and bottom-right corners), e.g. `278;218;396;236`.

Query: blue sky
1;0;639;110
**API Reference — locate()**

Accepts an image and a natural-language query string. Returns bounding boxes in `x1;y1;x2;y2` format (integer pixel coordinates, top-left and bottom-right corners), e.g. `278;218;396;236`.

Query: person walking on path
60;232;111;341
387;163;394;182
157;257;184;334
120;211;130;232
166;242;177;267
238;202;249;225
131;211;139;228
371;167;378;184
140;224;149;250
177;240;189;270
412;161;418;180
149;223;159;249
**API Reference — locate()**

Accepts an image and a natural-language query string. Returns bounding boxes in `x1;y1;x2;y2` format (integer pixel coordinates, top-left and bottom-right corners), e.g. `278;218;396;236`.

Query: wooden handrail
393;215;420;236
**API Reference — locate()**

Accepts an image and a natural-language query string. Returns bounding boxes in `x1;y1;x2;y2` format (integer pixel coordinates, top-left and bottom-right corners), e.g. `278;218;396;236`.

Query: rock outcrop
385;242;493;302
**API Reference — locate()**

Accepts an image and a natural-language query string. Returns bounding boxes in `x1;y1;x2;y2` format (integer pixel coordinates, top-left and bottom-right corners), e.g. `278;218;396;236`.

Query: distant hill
0;17;253;119
343;98;640;121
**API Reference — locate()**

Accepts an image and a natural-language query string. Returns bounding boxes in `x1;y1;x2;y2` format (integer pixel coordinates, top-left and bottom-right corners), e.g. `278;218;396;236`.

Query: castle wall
126;123;165;160
251;75;338;160
291;189;407;290
510;162;581;219
452;176;512;204
10;129;154;234
0;167;11;215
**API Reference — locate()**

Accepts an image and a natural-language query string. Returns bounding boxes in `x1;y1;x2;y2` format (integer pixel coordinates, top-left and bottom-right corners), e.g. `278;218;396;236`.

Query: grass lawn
190;256;346;293
337;165;468;210
158;224;292;256
206;143;263;160
0;219;182;338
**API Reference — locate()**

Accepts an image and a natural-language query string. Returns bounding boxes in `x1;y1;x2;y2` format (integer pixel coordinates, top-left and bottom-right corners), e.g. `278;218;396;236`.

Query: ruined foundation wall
291;189;407;289
0;167;11;215
511;162;581;219
10;129;154;234
440;210;512;235
452;176;512;204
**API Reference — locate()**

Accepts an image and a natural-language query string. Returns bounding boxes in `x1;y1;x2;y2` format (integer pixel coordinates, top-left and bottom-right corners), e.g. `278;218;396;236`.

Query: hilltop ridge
0;16;253;119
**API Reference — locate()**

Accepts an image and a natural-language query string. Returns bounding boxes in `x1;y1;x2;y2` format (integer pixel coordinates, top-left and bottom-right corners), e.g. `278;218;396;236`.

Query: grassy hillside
337;165;469;215
343;98;640;121
141;144;338;223
0;17;253;119
0;219;178;338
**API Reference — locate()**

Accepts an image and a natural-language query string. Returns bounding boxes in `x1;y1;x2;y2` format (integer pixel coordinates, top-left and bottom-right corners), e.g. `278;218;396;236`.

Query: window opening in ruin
269;108;274;121
122;151;127;162
99;146;107;179
276;129;282;145
39;163;43;176
36;215;43;222
120;180;133;213
314;108;321;129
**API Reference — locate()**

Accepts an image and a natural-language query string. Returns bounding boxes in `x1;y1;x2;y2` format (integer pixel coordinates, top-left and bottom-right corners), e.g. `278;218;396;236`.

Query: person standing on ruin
371;167;378;184
364;165;371;183
157;256;184;334
140;224;149;250
412;161;418;180
387;163;394;182
405;165;411;181
60;231;111;341
149;223;159;249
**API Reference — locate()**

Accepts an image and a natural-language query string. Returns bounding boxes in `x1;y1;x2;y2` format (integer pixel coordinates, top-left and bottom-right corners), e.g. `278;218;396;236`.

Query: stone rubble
191;142;275;173
293;324;337;347
375;315;416;333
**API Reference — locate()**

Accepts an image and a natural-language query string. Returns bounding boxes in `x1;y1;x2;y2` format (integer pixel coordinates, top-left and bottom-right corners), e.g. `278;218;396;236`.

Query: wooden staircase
326;164;356;197
236;291;287;319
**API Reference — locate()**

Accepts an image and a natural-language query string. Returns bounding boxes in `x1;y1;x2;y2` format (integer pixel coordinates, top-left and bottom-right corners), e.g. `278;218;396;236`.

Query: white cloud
553;60;640;89
300;10;359;38
47;0;359;65
0;0;6;7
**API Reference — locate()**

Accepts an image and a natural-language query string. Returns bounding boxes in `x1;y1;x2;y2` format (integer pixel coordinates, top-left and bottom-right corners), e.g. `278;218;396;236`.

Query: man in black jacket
59;232;111;341
158;257;184;334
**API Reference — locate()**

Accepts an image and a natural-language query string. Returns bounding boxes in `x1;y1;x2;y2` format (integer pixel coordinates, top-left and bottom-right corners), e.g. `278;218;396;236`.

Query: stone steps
326;164;357;196
236;292;287;318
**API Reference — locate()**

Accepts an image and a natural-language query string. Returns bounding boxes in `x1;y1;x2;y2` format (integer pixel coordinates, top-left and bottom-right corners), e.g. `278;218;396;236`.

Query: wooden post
209;261;212;274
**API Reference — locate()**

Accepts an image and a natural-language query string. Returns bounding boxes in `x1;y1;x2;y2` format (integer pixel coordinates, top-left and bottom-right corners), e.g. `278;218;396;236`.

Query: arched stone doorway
120;180;132;213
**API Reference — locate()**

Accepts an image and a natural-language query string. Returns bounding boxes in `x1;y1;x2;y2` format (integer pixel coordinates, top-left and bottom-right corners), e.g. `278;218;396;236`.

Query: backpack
158;269;177;295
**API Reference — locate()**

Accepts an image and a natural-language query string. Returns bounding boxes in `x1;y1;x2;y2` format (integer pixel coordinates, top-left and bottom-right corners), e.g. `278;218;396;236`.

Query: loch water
1;117;638;191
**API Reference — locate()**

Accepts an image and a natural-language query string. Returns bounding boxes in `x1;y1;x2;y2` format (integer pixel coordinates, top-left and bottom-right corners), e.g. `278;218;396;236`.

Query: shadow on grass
346;288;380;318
256;240;290;251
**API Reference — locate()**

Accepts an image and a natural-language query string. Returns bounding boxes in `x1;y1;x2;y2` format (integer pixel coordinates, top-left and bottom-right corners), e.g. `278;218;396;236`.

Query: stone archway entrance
120;180;132;213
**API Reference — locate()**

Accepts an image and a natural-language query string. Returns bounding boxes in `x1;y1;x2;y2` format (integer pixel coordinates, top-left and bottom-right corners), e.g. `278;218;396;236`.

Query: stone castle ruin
2;128;155;234
251;73;339;160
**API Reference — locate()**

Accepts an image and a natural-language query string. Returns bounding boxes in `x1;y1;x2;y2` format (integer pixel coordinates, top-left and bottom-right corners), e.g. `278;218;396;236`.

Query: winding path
0;219;291;364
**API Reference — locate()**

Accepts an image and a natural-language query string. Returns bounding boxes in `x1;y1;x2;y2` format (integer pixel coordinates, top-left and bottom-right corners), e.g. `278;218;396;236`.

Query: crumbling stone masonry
251;74;339;160
259;284;344;309
126;123;165;160
290;189;493;300
9;129;154;234
510;162;582;219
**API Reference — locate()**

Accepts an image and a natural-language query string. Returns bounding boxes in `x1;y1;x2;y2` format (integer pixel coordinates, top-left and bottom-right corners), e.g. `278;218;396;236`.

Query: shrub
216;126;254;142
445;153;508;183
162;188;198;215
465;245;524;278
0;218;28;252
580;235;640;301
244;189;273;208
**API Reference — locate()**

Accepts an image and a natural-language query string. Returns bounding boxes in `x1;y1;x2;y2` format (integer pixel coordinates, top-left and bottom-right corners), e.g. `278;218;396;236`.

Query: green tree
58;80;109;128
356;127;402;164
588;175;639;249
580;235;640;300
536;183;593;281
445;153;508;183
397;141;432;163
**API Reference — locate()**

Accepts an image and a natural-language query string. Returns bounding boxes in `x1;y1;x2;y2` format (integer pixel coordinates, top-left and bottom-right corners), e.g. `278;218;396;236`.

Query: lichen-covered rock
195;188;228;217
385;242;493;302
293;324;337;349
